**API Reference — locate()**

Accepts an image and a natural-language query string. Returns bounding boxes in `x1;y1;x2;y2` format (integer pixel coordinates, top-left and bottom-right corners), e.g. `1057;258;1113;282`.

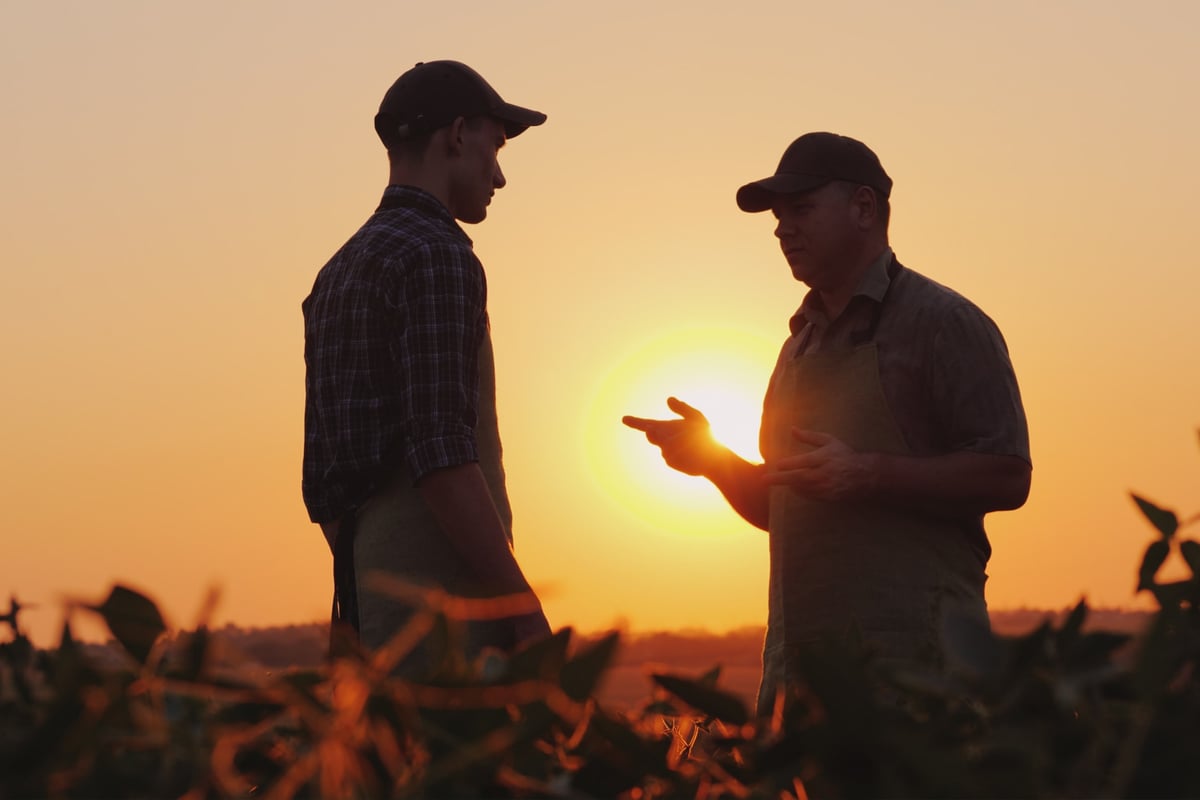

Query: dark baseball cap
374;60;547;147
736;132;892;212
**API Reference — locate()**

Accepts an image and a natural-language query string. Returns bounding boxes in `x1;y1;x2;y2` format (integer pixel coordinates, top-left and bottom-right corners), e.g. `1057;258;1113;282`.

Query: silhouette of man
624;132;1031;713
303;61;550;672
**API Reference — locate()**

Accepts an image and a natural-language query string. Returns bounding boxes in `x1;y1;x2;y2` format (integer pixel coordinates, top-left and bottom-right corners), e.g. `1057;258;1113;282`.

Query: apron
756;282;989;714
349;331;515;674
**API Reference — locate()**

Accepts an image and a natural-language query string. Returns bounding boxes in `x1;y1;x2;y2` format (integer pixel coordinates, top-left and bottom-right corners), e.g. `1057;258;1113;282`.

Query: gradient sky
3;1;1199;646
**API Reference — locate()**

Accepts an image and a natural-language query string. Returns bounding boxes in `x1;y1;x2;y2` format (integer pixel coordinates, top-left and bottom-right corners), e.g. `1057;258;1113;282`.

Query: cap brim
493;102;547;138
736;174;831;212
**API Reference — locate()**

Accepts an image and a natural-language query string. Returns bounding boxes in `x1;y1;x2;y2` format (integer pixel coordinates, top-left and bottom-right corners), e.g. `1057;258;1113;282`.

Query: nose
493;164;506;190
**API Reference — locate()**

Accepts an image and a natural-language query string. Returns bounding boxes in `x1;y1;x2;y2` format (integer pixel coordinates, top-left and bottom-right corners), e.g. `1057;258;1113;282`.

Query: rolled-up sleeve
391;241;487;481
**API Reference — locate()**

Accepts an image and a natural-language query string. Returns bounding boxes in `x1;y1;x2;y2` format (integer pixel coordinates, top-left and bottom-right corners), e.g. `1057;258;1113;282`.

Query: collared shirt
302;185;487;523
776;247;1031;465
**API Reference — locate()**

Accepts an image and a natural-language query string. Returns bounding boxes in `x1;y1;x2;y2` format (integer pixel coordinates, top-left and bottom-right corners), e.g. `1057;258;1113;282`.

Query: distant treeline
80;606;1153;675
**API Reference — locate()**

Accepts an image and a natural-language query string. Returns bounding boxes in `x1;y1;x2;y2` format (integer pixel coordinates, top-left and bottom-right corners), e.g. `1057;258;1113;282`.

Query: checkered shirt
301;185;487;523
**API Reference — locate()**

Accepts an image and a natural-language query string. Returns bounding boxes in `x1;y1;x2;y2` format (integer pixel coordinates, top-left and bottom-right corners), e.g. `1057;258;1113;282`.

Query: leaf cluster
2;449;1200;798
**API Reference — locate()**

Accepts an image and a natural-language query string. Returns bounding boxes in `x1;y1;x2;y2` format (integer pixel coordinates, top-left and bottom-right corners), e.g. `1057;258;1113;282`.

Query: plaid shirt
302;185;487;523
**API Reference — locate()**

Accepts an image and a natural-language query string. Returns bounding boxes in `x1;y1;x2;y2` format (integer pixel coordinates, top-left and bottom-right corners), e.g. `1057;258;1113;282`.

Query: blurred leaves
88;584;167;665
2;443;1200;798
1138;539;1171;592
1132;493;1178;540
650;672;750;725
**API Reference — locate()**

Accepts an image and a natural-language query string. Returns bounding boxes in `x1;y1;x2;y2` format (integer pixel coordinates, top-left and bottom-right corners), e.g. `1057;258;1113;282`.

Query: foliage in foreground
2;456;1200;798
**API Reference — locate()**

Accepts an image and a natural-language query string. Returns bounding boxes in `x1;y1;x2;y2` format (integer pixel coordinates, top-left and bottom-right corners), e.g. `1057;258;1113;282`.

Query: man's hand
622;397;722;477
763;428;875;502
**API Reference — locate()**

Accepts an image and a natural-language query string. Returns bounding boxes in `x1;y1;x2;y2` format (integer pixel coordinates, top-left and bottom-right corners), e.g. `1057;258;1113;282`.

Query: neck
388;160;453;214
816;241;889;321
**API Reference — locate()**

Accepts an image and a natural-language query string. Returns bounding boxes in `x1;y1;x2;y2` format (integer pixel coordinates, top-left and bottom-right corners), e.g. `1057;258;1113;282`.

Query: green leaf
560;631;620;702
1151;579;1194;610
1137;540;1170;592
1132;609;1185;699
1057;599;1088;646
650;672;750;725
212;700;288;727
503;626;572;682
571;713;669;795
1180;540;1200;579
1131;494;1179;539
173;626;211;681
90;584;166;665
697;665;722;687
1064;631;1131;671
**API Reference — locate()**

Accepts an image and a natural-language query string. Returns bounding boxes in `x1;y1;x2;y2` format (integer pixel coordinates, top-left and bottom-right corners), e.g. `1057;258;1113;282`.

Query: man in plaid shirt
302;61;550;671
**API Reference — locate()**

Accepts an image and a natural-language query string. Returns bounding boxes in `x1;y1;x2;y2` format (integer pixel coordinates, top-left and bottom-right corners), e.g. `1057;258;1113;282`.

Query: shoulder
363;207;475;270
889;263;1003;336
312;210;478;297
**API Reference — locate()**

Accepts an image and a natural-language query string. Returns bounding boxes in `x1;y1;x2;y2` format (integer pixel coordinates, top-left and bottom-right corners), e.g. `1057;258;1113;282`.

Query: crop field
1;477;1197;798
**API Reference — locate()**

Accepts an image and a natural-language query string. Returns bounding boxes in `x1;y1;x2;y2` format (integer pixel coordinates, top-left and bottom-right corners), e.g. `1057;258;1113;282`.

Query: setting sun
585;327;778;537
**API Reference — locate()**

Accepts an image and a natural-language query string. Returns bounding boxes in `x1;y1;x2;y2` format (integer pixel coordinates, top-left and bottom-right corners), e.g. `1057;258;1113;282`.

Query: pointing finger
622;415;656;432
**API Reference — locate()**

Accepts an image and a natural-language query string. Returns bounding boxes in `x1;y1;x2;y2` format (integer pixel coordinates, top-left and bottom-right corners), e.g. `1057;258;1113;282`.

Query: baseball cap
374;60;547;147
736;132;892;213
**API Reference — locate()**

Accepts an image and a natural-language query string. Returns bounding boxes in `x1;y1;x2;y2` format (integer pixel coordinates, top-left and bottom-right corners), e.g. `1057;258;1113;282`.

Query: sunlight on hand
585;327;777;537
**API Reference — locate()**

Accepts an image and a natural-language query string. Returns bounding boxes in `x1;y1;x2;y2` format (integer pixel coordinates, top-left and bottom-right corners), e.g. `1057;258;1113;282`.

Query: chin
786;261;810;282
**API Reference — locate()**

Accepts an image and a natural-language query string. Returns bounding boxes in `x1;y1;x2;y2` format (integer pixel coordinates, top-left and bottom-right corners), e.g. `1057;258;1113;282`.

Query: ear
850;185;877;230
443;116;468;156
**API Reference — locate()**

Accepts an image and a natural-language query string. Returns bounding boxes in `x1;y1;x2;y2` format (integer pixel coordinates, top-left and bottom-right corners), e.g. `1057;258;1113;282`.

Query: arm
867;450;1031;516
623;397;771;530
419;462;551;640
765;428;1031;517
400;244;549;641
418;461;537;594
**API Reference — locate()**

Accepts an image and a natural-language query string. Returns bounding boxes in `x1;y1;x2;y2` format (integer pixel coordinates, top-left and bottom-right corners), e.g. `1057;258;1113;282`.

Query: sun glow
585;327;779;537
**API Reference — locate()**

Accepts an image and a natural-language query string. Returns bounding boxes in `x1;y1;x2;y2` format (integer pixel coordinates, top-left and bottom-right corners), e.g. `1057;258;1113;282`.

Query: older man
624;132;1031;712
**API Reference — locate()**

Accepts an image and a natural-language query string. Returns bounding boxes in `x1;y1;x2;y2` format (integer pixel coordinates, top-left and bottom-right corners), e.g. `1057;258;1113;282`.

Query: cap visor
494;102;547;138
736;174;831;212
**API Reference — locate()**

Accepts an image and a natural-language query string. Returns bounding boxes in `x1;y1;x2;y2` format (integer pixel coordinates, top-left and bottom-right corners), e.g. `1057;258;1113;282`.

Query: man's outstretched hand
622;397;723;477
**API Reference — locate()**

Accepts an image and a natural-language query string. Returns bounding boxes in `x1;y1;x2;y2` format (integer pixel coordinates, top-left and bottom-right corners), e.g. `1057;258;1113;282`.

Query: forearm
705;447;771;531
862;450;1031;518
417;462;539;596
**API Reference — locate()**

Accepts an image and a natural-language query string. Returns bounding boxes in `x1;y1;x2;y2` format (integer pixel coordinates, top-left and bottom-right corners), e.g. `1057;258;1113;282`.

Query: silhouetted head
374;61;546;224
738;133;892;293
374;60;546;153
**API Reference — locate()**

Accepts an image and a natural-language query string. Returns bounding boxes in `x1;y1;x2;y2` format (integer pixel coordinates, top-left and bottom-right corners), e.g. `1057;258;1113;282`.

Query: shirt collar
377;185;473;246
789;247;895;336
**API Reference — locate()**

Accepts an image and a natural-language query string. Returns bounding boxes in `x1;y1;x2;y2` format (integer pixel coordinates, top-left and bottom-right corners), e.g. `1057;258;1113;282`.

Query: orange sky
3;2;1199;647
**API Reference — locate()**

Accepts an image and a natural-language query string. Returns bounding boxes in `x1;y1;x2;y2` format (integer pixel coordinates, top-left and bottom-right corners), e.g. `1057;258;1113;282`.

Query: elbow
994;459;1032;511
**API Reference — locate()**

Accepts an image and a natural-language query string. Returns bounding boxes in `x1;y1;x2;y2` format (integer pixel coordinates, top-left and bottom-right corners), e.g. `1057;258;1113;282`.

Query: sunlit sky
3;1;1199;647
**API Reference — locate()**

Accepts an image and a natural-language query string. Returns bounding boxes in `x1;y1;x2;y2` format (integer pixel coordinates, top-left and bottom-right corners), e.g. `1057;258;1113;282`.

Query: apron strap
851;256;903;346
329;509;361;657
